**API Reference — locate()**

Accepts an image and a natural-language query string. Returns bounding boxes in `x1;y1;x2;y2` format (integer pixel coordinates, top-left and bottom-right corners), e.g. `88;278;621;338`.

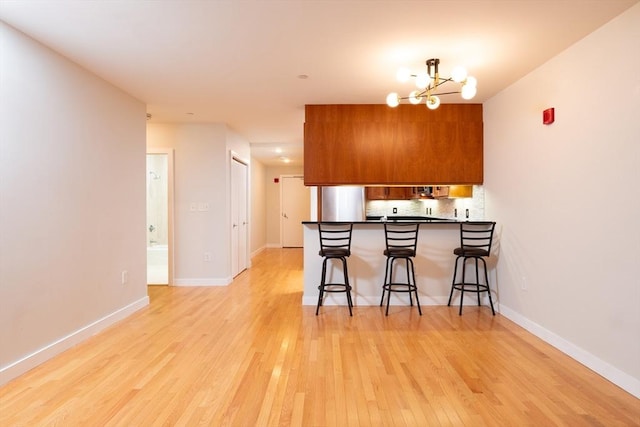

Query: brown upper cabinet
365;187;411;200
304;104;483;186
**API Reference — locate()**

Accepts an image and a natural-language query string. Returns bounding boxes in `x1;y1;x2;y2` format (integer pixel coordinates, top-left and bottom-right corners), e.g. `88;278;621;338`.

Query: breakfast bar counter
302;219;496;309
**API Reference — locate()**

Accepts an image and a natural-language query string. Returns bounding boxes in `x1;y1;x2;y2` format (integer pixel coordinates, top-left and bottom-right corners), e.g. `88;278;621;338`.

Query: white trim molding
500;304;640;399
0;296;149;386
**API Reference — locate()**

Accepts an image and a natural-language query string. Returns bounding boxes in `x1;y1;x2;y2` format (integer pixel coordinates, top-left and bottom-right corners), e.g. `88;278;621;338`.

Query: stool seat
453;247;489;257
319;248;351;257
448;221;496;315
380;223;422;316
316;222;354;316
384;248;416;257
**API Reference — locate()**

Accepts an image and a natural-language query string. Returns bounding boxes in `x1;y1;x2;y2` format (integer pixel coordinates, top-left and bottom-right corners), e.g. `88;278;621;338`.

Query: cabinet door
366;187;410;200
304;104;483;186
387;187;409;199
365;187;388;200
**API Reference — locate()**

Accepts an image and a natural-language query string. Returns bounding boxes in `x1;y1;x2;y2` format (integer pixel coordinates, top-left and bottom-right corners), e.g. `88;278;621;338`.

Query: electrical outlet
203;252;211;262
521;276;528;291
121;270;128;285
393;207;397;214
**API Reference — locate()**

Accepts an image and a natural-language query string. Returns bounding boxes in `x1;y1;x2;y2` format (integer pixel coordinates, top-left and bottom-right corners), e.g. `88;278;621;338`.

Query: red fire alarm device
543;108;555;125
274;177;279;183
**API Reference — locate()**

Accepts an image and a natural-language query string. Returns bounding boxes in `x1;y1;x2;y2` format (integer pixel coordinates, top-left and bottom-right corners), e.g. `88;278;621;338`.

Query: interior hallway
1;248;638;426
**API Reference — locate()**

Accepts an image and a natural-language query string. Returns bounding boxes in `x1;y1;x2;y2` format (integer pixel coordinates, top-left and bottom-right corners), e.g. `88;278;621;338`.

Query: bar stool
447;221;496;315
380;222;422;316
316;222;354;316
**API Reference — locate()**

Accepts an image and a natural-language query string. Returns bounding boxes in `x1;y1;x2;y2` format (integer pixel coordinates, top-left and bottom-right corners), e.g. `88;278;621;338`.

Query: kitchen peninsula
301;218;496;309
302;103;491;309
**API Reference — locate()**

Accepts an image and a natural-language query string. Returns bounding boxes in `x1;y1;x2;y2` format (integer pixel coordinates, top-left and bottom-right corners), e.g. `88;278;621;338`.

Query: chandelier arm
429;91;461;96
397;89;429;101
398;90;461;101
431;77;454;89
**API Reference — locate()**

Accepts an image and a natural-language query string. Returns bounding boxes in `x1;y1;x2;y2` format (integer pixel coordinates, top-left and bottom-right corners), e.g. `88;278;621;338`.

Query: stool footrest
382;283;418;292
452;282;490;293
318;283;351;292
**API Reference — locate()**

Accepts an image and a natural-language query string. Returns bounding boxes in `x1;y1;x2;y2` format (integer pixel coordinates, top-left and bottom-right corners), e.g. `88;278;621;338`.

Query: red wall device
543;108;555;125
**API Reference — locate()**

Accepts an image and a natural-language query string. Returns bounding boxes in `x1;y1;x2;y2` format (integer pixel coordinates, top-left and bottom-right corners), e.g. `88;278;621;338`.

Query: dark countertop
303;216;463;224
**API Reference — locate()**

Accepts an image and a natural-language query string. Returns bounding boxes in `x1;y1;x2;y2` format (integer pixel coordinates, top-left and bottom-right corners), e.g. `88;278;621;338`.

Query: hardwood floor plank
1;248;638;426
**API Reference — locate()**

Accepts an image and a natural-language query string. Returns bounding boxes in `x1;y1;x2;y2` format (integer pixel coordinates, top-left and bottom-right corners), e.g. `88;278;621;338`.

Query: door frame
230;151;250;277
146;148;175;286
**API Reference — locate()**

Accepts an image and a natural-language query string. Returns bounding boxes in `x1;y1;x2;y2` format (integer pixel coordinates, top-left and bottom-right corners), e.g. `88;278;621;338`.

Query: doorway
231;155;249;277
146;149;174;285
281;175;310;247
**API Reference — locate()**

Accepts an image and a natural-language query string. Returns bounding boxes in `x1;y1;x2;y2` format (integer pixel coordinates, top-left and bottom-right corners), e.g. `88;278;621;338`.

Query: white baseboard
173;277;231;286
251;246;266;259
500;304;640;399
0;296;149;386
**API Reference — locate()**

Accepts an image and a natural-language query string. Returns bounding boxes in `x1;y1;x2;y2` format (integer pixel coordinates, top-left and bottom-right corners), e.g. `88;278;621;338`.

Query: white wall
146;123;250;284
250;159;268;256
484;4;640;396
0;22;148;384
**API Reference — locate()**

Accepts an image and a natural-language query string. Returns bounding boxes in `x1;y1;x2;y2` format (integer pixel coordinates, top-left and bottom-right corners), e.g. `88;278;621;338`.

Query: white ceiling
1;0;637;165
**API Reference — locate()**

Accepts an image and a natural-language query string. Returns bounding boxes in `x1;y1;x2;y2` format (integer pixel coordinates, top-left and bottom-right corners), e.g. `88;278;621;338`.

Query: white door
231;157;248;277
281;175;309;247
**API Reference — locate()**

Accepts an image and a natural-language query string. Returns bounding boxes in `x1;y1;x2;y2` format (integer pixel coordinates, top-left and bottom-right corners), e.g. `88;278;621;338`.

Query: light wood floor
1;248;638;426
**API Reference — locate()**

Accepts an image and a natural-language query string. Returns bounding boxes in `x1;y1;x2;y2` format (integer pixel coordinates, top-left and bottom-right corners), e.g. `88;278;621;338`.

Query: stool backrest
459;221;496;256
384;223;420;254
318;222;353;255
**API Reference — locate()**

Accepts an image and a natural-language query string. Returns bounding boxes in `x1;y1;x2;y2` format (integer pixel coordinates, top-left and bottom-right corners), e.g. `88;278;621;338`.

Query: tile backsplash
365;185;485;220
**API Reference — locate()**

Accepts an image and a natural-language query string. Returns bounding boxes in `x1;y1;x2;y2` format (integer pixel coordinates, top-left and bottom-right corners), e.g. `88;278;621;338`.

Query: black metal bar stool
447;221;496;315
316;222;354;316
380;222;422;316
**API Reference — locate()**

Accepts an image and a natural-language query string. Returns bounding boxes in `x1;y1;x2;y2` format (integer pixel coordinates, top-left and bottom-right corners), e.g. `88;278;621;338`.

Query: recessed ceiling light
275;148;283;153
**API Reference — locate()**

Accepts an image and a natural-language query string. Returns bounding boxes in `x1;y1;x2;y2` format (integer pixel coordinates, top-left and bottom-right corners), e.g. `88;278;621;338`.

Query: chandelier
386;58;477;110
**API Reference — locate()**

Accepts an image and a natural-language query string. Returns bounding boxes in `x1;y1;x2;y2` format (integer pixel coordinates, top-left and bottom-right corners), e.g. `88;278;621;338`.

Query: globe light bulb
415;72;430;89
461;84;477;100
408;90;422;104
451;66;467;83
465;76;477;88
426;95;441;110
386;92;400;107
396;67;411;83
